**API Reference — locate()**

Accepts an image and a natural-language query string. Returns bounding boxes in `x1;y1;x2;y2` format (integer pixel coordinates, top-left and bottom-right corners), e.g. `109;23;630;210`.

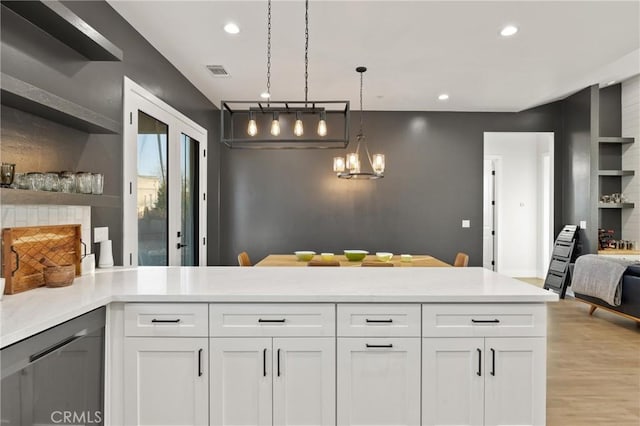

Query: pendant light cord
359;70;364;136
304;0;309;107
266;0;272;107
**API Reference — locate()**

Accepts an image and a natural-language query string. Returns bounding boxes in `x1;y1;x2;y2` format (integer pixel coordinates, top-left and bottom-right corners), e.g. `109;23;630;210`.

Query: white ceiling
108;1;640;112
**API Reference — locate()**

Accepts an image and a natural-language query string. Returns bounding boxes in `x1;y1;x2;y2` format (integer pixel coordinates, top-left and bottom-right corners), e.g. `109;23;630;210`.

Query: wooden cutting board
2;224;82;294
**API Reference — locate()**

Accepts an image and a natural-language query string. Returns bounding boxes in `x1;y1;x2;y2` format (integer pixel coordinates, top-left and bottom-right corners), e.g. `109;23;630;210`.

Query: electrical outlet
462;220;471;228
94;227;109;243
579;220;587;229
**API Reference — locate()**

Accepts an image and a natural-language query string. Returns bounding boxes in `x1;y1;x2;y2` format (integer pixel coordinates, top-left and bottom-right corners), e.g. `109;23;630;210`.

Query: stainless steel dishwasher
1;307;105;425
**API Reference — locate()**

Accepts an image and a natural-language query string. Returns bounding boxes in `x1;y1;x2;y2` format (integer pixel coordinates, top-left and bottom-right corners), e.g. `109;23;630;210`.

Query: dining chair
307;260;340;267
237;251;252;267
361;262;394;267
453;252;469;267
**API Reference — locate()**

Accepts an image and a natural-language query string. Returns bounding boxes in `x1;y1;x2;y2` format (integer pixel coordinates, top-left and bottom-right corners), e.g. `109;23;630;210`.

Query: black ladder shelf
543;225;579;298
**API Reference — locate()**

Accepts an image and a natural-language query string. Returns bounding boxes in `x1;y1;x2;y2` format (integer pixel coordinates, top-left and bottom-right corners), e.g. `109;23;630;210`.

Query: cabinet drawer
124;303;208;337
422;304;546;337
337;304;421;337
210;304;335;337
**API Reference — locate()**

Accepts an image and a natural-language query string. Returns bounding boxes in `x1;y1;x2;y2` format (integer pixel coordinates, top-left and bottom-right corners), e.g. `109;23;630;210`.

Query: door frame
483;155;502;272
123;77;207;266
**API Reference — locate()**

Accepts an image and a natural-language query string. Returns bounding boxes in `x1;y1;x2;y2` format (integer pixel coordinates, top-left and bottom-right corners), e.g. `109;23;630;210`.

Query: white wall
621;75;640;243
484;132;553;278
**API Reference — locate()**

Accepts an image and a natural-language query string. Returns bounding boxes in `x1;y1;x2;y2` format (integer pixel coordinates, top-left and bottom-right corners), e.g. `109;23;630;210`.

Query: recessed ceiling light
260;92;270;99
500;25;518;37
224;23;240;34
438;94;449;101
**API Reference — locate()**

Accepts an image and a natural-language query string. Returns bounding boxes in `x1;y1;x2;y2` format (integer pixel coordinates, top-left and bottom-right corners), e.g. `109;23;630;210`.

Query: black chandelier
220;0;350;149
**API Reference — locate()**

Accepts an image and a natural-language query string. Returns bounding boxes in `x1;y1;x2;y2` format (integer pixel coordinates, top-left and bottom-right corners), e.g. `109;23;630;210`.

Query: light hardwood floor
518;278;640;426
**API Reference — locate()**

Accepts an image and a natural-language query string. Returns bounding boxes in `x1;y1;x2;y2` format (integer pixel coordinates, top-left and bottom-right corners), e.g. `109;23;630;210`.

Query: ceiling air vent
207;65;230;77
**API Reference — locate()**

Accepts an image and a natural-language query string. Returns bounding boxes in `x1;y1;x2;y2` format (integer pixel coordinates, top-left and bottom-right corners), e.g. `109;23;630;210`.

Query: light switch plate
462;220;471;228
94;227;109;243
579;220;587;229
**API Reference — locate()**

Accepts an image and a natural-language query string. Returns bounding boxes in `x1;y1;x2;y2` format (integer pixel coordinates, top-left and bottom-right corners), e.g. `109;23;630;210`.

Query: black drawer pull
258;319;286;323
277;348;281;377
198;348;203;377
477;348;482;376
471;319;500;324
365;319;393;323
491;348;496;376
365;344;393;348
151;319;181;323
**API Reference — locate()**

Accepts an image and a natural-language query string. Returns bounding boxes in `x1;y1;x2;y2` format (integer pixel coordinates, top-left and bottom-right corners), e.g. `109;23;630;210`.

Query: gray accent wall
1;0;220;265
560;86;599;255
220;106;564;266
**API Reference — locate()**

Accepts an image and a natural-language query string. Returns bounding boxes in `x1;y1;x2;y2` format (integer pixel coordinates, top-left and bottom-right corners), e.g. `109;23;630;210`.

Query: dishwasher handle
29;330;87;363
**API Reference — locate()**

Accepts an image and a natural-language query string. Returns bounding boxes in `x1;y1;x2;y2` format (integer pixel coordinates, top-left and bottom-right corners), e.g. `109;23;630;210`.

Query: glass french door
124;77;207;266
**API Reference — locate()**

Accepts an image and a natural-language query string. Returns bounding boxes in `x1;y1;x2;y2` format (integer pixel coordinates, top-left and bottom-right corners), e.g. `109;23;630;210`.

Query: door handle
29;332;86;363
490;348;496;376
263;348;267;377
277;348;281;377
477;348;482;376
176;243;188;249
198;348;203;377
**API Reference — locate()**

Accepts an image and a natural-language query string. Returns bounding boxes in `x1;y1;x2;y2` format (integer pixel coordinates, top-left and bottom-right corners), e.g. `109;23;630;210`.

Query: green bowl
294;251;316;261
344;250;368;261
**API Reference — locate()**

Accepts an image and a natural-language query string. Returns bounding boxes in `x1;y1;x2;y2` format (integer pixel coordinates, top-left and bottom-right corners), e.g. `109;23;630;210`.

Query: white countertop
0;266;557;348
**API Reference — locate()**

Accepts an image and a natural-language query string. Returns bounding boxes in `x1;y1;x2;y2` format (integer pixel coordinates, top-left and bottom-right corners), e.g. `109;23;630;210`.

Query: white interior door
273;338;335;426
123;77;207;266
483;159;496;270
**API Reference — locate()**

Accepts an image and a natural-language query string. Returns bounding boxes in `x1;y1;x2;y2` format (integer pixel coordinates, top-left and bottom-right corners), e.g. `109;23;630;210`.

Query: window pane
180;133;199;266
137;111;168;266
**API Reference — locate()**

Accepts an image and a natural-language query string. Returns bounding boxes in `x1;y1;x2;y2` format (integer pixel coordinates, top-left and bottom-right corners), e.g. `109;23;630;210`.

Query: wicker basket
44;265;75;288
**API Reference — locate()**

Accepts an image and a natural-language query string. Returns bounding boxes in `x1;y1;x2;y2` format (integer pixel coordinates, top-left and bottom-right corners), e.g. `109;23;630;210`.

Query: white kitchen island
1;266;557;426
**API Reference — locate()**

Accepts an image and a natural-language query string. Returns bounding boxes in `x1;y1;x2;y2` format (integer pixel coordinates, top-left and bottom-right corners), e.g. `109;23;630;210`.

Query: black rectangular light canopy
220;100;350;149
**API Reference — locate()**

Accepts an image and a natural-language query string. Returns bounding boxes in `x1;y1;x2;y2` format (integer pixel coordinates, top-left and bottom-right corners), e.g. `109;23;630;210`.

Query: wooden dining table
255;254;451;267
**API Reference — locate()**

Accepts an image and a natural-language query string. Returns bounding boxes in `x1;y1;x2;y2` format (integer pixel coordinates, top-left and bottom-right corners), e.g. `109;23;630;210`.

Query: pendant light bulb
317;111;327;137
372;153;385;175
247;111;258;136
294;111;304;137
270;112;280;136
333;156;345;174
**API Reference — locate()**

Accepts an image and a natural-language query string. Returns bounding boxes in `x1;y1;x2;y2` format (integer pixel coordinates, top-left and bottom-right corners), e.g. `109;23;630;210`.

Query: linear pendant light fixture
333;67;385;179
220;0;350;149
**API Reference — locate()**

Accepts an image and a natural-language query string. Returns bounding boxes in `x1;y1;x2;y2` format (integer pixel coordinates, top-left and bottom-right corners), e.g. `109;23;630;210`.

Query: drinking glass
91;173;104;195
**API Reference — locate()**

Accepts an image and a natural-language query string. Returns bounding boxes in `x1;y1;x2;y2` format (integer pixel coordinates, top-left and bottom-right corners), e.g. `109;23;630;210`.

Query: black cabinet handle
365;319;393;323
29;334;84;363
477;348;482;376
490;348;496;376
198;348;203;377
471;319;500;324
258;319;286;323
151;319;181;323
263;348;267;377
277;348;281;377
365;344;393;348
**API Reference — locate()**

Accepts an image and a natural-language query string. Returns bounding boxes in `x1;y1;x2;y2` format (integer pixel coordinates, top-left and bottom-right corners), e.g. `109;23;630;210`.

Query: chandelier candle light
220;0;350;149
333;67;385;179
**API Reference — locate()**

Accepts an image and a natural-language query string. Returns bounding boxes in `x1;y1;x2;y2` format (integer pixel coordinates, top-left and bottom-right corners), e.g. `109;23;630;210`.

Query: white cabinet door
273;338;335;426
337;338;421;426
422;338;484;426
124;337;208;426
484;337;546;426
210;338;272;426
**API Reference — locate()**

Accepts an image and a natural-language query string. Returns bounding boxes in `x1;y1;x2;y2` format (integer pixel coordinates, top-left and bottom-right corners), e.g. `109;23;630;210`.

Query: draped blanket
571;255;635;306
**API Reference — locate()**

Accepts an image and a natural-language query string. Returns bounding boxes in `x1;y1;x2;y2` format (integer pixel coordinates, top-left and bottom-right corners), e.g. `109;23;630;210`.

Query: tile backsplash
1;205;92;249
